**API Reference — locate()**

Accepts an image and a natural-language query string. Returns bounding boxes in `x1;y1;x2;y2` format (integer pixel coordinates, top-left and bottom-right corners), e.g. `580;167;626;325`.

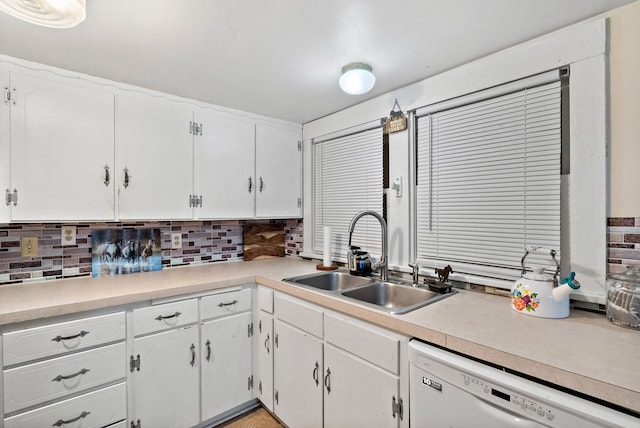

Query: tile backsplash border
0;219;303;285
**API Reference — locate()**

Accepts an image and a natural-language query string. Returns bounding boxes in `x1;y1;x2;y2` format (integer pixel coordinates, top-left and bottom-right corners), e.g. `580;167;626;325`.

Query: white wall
302;18;609;301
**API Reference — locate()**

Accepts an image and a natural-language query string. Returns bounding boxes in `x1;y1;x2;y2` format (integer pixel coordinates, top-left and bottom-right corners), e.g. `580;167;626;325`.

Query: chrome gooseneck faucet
347;210;388;281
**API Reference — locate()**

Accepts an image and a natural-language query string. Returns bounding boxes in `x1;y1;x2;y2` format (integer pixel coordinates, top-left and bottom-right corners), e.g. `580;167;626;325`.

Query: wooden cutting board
243;224;285;261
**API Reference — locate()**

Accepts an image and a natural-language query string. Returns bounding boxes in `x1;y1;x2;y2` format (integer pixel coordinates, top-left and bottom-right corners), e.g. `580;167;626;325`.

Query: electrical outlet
21;237;38;257
61;226;77;246
171;233;182;249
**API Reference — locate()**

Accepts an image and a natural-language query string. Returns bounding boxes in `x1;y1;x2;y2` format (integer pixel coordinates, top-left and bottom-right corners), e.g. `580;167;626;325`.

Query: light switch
171;233;182;249
61;226;77;246
21;237;38;257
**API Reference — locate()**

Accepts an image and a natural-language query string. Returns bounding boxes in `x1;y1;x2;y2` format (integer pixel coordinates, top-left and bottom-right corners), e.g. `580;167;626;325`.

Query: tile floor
218;407;283;428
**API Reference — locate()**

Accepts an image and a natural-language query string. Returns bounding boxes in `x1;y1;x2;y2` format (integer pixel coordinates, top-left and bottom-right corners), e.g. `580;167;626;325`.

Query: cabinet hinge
130;419;141;428
392;396;404;420
248;322;254;337
5;189;17;207
198;123;203;136
297;140;302;151
248;374;254;390
297;197;301;208
130;354;141;372
189;194;203;208
3;87;9;104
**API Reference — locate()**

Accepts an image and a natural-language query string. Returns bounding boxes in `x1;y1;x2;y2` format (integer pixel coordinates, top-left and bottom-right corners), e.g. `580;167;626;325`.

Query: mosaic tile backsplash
607;217;640;275
0;219;303;285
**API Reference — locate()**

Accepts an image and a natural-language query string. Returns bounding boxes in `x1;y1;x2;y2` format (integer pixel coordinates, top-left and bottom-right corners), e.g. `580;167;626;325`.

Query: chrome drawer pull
217;300;238;308
52;368;90;382
51;330;89;342
52;411;90;426
155;311;181;321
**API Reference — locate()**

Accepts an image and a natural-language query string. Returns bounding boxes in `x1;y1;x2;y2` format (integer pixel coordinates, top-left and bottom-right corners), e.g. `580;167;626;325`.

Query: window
312;126;383;261
415;70;564;281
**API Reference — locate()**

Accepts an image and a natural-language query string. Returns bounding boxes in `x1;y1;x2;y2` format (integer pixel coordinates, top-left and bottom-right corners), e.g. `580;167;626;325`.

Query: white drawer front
4;382;126;428
201;289;252;320
3;312;125;366
257;286;273;314
4;343;126;413
275;293;323;338
324;312;400;374
133;299;198;337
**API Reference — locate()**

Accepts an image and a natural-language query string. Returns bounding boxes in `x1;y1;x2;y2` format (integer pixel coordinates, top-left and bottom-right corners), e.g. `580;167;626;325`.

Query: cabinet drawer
257;286;273;314
324;313;400;374
274;293;323;338
133;299;198;337
201;289;252;320
4;382;126;428
3;312;125;367
4;343;126;413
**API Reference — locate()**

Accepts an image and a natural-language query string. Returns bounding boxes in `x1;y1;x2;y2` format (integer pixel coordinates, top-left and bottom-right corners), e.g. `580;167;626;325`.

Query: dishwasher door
408;340;640;428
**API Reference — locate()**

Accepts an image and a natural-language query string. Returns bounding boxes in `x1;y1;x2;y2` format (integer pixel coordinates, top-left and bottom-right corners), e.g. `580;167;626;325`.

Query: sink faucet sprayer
347;211;388;281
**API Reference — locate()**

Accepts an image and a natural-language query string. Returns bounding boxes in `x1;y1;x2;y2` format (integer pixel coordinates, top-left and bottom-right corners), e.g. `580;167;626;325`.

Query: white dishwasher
409;340;640;427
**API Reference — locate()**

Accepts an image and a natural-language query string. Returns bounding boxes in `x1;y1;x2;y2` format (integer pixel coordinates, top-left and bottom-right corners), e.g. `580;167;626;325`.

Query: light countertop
0;257;638;414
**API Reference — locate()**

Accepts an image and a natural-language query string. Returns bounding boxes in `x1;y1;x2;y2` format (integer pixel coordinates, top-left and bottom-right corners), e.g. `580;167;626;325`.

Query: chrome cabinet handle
51;330;89;342
155;311;181;321
313;361;319;386
190;343;196;367
52;368;90;382
205;339;212;362
248;177;253;193
259;176;264;192
123;167;130;189
104;165;110;186
52;411;90;427
264;333;270;354
217;300;238;308
324;367;331;393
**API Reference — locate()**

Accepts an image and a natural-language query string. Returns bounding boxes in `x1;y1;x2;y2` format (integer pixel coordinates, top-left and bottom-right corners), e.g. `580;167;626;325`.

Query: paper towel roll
323;226;332;267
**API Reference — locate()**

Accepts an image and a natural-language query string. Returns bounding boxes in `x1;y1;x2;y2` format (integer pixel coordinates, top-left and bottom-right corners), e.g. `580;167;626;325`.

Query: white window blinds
313;127;383;261
416;79;562;280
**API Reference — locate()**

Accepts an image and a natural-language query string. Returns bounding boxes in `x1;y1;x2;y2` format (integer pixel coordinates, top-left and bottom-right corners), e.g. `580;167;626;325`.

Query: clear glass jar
606;266;640;330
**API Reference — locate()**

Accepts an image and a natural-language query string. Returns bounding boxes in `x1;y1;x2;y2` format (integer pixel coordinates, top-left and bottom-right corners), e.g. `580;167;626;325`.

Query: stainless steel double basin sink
282;270;456;314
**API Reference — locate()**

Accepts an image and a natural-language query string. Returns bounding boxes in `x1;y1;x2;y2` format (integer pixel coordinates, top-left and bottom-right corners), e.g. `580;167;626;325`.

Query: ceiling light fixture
339;62;375;95
0;0;86;28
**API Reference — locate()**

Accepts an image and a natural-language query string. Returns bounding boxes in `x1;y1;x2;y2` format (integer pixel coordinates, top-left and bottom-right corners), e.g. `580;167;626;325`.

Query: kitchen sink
341;281;456;314
283;271;456;314
282;271;375;291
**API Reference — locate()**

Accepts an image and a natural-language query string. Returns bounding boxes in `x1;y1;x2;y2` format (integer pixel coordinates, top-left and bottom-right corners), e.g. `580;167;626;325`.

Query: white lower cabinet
323;344;400;428
256;310;274;411
130;300;200;428
273;319;323;428
200;312;253;421
271;292;408;428
2;311;127;428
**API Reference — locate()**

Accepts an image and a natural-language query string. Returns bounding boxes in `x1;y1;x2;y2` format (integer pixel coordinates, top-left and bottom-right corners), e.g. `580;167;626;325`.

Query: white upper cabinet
115;94;194;220
194;111;255;219
8;71;115;221
0;67;10;223
255;124;302;218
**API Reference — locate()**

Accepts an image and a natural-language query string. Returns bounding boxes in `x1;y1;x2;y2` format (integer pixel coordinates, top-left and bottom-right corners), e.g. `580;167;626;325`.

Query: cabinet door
200;312;253;421
324;344;400;428
256;311;273;411
0;67;10;223
9;71;115;221
255;124;301;218
273;319;322;428
130;326;199;428
194;111;255;219
115;95;193;220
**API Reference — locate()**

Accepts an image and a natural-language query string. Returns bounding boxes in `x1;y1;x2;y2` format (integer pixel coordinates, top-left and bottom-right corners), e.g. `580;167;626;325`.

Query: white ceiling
0;0;634;124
